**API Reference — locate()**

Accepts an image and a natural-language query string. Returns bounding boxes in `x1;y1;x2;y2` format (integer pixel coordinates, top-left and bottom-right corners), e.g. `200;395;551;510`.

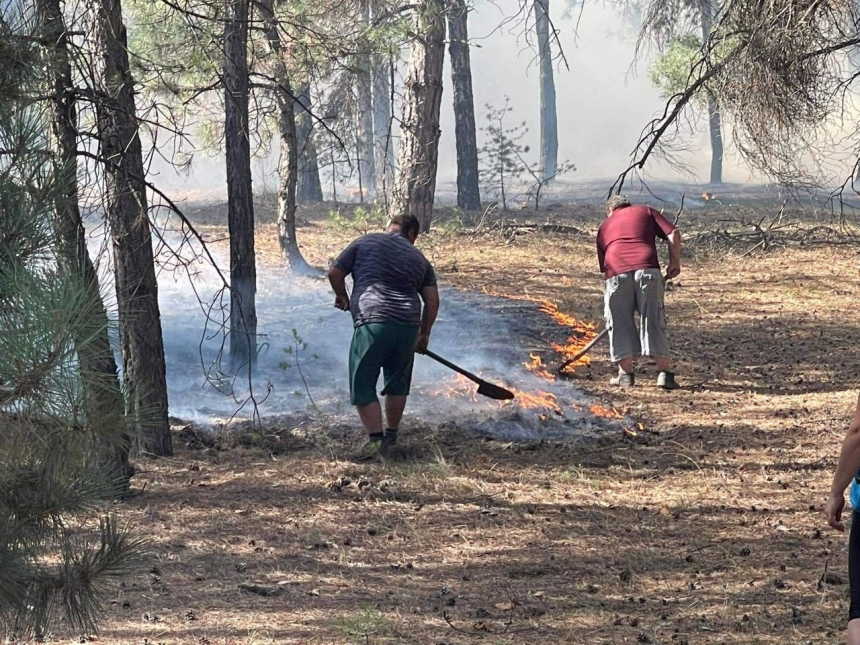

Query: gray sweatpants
604;269;669;362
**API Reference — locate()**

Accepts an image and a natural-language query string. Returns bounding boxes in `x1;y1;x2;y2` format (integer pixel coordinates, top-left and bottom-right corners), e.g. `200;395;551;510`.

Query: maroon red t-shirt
596;205;676;278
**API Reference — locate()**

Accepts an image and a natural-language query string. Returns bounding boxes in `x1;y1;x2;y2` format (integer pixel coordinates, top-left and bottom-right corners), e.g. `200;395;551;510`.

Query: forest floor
95;195;860;644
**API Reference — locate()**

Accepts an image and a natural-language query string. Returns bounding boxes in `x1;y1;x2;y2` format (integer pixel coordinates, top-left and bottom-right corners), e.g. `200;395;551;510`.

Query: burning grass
484;289;600;375
89;199;860;644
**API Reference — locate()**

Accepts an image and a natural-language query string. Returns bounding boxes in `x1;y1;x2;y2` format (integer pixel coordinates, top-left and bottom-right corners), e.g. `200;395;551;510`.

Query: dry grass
89;200;860;644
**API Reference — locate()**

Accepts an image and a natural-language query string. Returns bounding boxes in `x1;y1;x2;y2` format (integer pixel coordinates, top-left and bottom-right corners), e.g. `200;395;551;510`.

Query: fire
482;289;599;374
589;404;622;419
416;291;629;426
508;387;562;414
525;353;555;381
428;373;478;402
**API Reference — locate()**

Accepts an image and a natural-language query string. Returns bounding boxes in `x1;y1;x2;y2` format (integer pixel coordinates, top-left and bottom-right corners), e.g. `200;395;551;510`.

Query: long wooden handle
557;328;608;372
420;349;484;385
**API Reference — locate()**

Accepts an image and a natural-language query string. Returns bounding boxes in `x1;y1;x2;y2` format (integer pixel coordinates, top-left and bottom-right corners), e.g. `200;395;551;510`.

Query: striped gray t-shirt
333;231;437;328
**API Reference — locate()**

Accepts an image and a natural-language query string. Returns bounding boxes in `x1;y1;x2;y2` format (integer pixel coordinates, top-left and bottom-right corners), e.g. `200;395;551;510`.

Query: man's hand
328;267;351;312
826;492;847;532
334;294;349;311
415;332;430;354
665;261;681;280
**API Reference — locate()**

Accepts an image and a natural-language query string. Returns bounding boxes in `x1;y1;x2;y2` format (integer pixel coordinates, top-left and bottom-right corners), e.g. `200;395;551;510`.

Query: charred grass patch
91;200;860;643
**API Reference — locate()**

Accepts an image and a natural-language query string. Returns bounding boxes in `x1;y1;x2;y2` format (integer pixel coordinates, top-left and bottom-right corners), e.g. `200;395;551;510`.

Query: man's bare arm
666;229;682;279
327;267;350;311
826;395;860;531
416;285;440;353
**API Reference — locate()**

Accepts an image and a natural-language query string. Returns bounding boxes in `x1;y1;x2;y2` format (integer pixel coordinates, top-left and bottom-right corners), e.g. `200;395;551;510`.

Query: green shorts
349;322;419;406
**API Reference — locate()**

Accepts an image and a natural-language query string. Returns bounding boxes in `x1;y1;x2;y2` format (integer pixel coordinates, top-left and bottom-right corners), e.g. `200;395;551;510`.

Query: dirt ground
92;197;860;644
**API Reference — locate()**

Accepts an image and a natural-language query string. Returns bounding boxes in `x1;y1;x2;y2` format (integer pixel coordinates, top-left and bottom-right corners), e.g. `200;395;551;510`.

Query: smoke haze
146;1;738;202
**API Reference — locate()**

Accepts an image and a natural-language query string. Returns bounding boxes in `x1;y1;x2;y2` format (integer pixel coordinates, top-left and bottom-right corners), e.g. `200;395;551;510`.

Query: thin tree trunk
86;0;171;457
37;0;131;485
447;0;481;211
357;0;375;197
534;0;558;183
259;0;314;273
295;84;324;204
701;0;724;185
372;51;394;200
224;0;257;373
390;0;447;232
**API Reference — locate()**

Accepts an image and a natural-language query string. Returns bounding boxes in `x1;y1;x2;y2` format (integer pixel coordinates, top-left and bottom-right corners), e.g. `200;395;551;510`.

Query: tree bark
259;0;314;273
390;0;447;232
534;0;558;182
447;0;481;211
701;0;724;185
295;84;324;204
372;51;394;199
37;0;131;484
86;0;171;457
224;0;257;373
356;0;375;198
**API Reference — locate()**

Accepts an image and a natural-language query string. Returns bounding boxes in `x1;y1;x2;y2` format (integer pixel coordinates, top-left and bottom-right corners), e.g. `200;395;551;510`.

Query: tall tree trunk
355;0;377;198
356;0;375;198
295;84;324;204
534;0;558;182
701;0;724;185
224;0;257;373
372;51;394;200
447;0;481;211
390;0;447;232
259;0;314;273
37;0;131;485
86;0;171;457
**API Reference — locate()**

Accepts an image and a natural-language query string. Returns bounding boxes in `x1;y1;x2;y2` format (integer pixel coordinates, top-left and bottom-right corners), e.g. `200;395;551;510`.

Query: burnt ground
90;195;860;644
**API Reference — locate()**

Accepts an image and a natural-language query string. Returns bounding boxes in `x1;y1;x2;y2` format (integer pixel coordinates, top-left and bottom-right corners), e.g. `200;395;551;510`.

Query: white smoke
139;220;624;441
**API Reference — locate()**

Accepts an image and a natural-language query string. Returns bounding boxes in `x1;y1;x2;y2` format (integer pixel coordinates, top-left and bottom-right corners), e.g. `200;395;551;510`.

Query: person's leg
384;395;408;430
848;619;860;645
849;510;860;643
356;401;384;434
349;324;386;435
635;269;675;387
655;355;673;372
605;273;638;385
380;323;419;440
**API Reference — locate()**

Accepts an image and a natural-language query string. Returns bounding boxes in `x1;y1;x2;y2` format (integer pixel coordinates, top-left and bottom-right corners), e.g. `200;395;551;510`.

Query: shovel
418;349;515;400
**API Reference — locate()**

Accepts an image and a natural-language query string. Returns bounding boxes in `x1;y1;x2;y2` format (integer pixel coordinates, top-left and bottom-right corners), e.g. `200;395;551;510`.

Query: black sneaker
609;372;635;388
355;434;388;462
382;429;398;448
656;371;679;390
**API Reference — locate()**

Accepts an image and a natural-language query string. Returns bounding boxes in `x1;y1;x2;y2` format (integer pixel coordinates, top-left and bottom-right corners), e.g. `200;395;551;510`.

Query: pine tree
448;0;481;211
0;15;143;637
224;0;258;373
85;0;172;455
534;0;558;183
390;0;447;231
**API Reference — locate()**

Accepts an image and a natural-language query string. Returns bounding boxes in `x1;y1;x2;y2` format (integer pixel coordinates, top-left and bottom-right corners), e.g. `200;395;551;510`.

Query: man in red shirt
596;195;682;389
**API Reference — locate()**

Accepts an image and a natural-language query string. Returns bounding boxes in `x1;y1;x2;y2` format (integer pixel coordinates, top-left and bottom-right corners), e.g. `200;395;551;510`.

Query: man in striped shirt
328;214;440;455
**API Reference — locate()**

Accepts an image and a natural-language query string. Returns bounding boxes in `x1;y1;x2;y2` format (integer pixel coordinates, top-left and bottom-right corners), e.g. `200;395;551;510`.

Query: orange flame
508;387;562;414
482;289;599;375
525;353;555;381
589;404;622;419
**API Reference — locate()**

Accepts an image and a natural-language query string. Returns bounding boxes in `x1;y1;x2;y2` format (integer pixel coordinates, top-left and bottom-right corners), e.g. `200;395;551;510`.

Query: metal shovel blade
419;349;515;401
477;380;515;400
